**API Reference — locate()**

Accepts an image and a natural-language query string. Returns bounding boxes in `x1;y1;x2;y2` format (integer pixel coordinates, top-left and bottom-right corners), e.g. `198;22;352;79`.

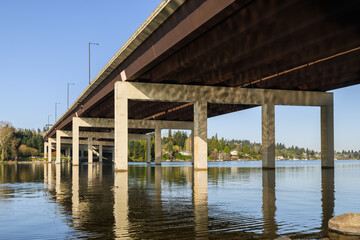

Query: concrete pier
99;145;103;163
72;119;80;166
114;83;128;171
155;126;161;165
321;104;334;168
193;101;207;170
56;131;62;164
262;103;275;169
88;137;93;164
44;142;48;160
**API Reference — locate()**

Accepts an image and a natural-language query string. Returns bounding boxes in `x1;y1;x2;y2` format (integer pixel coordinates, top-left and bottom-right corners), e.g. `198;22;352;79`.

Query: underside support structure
113;81;334;170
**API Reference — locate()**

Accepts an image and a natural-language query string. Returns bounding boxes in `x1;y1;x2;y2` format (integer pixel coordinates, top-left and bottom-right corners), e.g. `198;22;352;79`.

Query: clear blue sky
0;0;359;152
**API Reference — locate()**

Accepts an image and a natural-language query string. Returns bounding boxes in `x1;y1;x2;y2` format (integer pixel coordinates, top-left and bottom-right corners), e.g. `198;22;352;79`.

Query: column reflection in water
48;163;54;189
72;165;80;222
155;165;162;213
99;163;103;183
321;168;334;237
44;162;48;185
113;171;129;239
88;163;93;186
262;169;277;239
193;170;208;238
56;163;61;196
146;163;151;187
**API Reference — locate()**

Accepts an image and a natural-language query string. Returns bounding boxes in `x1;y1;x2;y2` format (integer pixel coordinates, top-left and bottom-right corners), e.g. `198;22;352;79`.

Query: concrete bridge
45;0;360;171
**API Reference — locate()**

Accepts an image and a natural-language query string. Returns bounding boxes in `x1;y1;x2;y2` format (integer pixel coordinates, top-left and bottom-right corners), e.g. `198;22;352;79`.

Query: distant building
179;151;191;156
230;150;238;156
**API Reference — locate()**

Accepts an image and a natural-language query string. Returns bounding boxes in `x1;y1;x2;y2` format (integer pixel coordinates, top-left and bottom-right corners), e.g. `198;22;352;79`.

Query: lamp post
55;102;60;121
47;115;52;130
89;42;100;84
67;83;75;109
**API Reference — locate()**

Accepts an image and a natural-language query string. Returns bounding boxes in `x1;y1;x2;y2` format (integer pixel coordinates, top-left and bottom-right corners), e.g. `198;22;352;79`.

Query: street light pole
47;115;52;130
67;83;75;109
55;102;60;121
89;42;99;84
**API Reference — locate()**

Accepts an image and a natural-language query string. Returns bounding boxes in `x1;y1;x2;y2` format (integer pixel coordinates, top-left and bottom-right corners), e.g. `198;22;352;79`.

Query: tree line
1;122;359;162
129;130;360;161
0;122;44;161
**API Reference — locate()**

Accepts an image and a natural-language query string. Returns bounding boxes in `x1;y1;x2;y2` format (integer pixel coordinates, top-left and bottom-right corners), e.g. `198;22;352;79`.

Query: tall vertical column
191;129;194;165
321;104;334;168
146;135;151;163
262;103;275;169
56;131;61;164
88;137;93;164
114;82;128;171
48;140;52;162
194;101;207;170
72;118;80;166
44;142;48;160
99;145;103;163
155;126;161;165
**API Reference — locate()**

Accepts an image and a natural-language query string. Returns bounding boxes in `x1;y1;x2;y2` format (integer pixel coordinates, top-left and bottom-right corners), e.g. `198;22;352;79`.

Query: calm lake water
0;160;359;240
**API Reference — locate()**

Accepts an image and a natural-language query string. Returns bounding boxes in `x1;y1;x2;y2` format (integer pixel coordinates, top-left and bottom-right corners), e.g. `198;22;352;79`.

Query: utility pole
67;83;75;109
89;42;100;84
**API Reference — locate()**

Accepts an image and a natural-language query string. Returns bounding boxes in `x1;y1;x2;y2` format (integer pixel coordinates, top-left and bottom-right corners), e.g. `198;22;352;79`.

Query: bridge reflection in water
35;161;343;239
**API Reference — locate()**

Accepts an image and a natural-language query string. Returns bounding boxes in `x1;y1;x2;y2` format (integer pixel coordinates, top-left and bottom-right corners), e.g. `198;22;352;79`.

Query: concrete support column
262;103;275;169
72;119;80;166
88;137;93;164
321;104;334;168
44;142;48;160
193;101;207;170
99;145;103;163
191;129;194;165
56;131;61;164
48;141;52;162
114;82;128;171
146;136;151;163
155;126;161;165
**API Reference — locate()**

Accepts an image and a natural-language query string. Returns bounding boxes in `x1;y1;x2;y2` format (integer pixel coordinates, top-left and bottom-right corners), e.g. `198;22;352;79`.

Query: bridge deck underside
49;0;360;138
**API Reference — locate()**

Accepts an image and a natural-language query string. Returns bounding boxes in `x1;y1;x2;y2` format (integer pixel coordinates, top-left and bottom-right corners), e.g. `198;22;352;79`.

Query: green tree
0;122;15;160
224;146;230;155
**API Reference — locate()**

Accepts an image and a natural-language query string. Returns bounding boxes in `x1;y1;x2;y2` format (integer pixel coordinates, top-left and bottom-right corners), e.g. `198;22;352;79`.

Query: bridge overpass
45;0;360;171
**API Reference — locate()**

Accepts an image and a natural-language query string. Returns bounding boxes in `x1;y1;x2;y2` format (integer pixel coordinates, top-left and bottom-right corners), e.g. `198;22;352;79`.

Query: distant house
179;151;191;156
230;150;238;156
